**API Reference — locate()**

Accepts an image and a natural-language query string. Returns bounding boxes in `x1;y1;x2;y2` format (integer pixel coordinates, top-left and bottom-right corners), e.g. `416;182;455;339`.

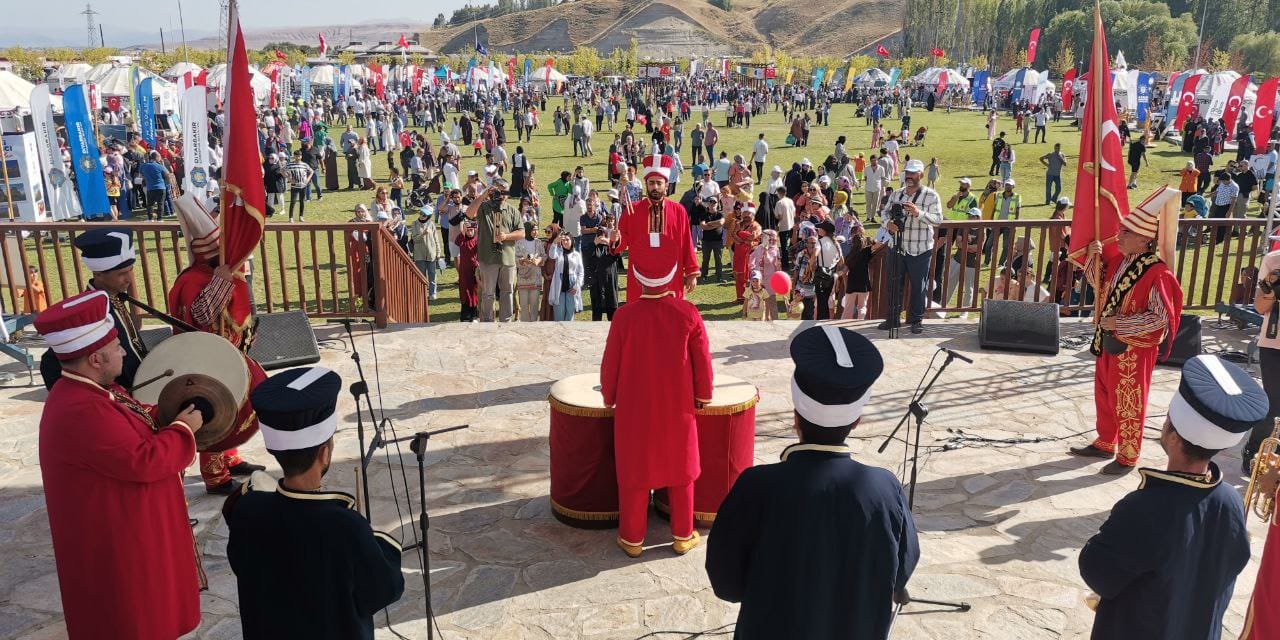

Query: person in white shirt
750;134;769;181
864;154;886;219
580;117;595;156
773;186;796;268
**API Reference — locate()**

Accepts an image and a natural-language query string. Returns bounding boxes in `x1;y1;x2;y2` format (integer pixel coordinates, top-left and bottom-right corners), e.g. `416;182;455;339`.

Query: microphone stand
878;348;972;622
342;319;380;521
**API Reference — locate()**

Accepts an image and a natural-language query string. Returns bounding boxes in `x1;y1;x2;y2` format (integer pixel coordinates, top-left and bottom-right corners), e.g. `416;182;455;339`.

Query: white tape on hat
821;325;853;368
287;367;332;391
1196;355;1242;396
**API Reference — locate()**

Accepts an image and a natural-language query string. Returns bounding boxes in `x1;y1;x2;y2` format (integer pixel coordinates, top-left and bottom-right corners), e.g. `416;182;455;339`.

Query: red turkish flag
1068;5;1128;268
318;33;327;56
268;67;280;109
1061;68;1077;111
1174;73;1203;130
931;47;945;58
1222;74;1251;134
194;69;207;86
507;57;516;88
219;1;266;270
876;44;890;57
1254;77;1280;156
936;72;948;95
1027;28;1042;64
413;68;423;93
397;34;409;49
106;95;121;112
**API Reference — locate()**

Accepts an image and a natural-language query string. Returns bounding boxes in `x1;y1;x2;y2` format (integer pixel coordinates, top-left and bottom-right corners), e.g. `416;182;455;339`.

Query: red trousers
1092;346;1157;467
733;245;751;300
199;449;242;489
1241;520;1280;639
619;483;694;545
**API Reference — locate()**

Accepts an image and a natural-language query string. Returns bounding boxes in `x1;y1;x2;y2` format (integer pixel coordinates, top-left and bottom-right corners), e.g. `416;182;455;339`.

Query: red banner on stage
1027;28;1042;64
219;0;266;270
1068;6;1127;268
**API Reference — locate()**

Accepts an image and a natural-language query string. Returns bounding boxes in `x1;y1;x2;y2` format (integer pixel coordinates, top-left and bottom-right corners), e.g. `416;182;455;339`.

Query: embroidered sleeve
1114;286;1169;339
190;273;235;328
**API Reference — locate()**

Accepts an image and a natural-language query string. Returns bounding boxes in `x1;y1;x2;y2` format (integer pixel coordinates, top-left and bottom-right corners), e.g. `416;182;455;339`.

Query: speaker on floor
248;310;320;371
1158;314;1202;367
979;300;1061;355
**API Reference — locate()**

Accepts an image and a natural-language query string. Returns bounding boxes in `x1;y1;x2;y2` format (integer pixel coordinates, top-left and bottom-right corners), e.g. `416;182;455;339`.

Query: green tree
1232;31;1280;75
433;13;446;29
1049;44;1075;76
337;51;357;67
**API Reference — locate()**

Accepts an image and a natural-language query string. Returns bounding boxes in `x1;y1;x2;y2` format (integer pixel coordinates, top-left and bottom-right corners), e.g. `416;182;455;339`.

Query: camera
888;202;907;227
1262;269;1280;295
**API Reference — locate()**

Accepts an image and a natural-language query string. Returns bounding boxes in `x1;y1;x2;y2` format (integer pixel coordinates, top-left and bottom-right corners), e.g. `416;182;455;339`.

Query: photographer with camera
467;177;524;322
1245;249;1280;471
877;159;942;334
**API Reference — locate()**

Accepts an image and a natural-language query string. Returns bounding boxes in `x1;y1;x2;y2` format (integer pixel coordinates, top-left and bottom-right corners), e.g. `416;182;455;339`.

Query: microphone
940;347;973;364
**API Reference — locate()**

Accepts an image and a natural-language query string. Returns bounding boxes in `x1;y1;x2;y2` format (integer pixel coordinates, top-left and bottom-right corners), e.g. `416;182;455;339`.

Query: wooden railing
0;221;430;328
865;218;1268;318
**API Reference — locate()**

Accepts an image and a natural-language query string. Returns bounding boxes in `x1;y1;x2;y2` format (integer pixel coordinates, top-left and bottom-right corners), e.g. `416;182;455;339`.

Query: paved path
0;319;1268;639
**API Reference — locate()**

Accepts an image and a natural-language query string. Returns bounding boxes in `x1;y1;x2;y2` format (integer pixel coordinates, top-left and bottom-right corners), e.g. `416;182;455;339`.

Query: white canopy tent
910;67;970;89
48;63;91;89
0;70;64;116
205;63;273;105
162;61;202;80
465;65;508;86
307;64;338;85
852;68;892;87
528;66;568;88
992;68;1044;93
91;65;165;97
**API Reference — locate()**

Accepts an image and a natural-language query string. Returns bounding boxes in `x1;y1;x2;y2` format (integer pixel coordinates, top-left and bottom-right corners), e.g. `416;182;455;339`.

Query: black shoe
1100;461;1136;476
877;320;899;330
206;479;242;495
910;322;923;334
1068;444;1112;459
229;461;266;476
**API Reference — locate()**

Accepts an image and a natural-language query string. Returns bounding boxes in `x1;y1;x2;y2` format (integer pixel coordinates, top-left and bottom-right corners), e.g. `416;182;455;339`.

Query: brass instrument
1244;418;1280;523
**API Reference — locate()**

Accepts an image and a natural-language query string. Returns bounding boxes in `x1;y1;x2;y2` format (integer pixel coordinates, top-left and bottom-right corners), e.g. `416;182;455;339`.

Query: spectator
515;222;546;322
1040;143;1066;205
1210;171;1240;244
549;233;584;321
878;159;943;334
284;151;314;222
411;205;443;300
139;151;171;221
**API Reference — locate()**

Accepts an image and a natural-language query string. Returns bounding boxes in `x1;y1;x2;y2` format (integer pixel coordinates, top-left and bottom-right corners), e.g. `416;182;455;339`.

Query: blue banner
1136;72;1152;124
63;84;111;219
1164;73;1186;125
137;78;156;148
301;66;312;102
888;68;900;87
332;67;340;100
467;57;476;89
811;67;826;90
1011;69;1027;102
340;65;350;99
972;70;989;104
524;58;532;85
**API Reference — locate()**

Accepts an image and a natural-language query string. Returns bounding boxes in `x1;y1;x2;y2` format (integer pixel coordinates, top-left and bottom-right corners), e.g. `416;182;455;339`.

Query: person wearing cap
36;291;207;640
707;325;919;639
1080;355;1258;638
1069;187;1183;474
984;178;1022;265
410;203;444;300
467;176;523;322
169;193;269;493
939;207;984;314
945;177;977;220
39;228;149;390
878;158;942;334
601;245;713;558
610;153;700;302
224;367;405;639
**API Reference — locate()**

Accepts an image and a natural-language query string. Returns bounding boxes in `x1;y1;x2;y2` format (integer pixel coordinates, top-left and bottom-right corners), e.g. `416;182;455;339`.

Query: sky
2;0;476;47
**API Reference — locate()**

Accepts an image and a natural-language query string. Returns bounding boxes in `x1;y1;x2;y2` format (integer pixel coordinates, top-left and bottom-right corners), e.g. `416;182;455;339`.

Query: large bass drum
132;332;251;451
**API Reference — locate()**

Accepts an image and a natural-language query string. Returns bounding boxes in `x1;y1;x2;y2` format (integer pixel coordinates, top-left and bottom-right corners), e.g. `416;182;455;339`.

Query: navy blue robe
1079;463;1249;640
706;443;920;639
223;480;405;640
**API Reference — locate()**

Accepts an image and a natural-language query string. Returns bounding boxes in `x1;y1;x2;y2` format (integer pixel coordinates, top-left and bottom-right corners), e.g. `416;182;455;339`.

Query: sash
1091;252;1161;356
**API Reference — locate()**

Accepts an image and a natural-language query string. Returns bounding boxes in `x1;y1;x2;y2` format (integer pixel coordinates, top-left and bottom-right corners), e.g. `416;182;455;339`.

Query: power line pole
81;3;98;50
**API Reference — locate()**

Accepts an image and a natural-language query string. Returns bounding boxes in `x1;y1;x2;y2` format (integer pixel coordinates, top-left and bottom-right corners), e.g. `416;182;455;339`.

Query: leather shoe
229;461;266;476
910;322;923;334
616;537;643;558
1068;444;1112;459
671;531;702;555
206;479;242;496
1101;461;1136;476
877;320;899;330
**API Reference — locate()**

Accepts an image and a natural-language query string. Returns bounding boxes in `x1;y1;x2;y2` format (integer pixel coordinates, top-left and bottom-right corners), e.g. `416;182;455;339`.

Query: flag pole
1091;0;1103;321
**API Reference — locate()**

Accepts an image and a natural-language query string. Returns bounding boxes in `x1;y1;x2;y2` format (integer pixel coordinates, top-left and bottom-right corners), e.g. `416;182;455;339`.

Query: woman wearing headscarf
749;229;782;320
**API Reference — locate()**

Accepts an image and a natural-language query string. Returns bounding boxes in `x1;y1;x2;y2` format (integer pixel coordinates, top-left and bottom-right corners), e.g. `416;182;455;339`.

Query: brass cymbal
155;374;237;451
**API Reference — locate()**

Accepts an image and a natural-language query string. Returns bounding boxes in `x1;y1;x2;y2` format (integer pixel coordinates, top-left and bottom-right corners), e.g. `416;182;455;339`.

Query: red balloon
770;271;792;296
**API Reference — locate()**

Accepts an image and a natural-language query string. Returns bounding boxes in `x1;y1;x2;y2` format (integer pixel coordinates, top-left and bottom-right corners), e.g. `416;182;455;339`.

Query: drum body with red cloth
548;373;618;529
656;375;758;528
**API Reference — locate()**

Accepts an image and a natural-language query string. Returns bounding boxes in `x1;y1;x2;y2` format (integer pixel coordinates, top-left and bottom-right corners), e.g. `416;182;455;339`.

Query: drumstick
354;467;363;514
130;369;174;393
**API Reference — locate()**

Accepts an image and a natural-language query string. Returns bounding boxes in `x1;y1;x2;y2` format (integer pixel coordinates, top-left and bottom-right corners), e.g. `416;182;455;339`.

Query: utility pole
161;27;166;54
81;4;98;50
177;0;190;63
1194;0;1209;69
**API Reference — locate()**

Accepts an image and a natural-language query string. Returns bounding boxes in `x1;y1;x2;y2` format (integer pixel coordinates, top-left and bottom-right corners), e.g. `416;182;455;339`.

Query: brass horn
1245;418;1280;524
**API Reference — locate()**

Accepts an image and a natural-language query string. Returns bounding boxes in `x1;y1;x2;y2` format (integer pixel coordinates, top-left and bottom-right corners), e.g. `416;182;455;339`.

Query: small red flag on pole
219;0;267;270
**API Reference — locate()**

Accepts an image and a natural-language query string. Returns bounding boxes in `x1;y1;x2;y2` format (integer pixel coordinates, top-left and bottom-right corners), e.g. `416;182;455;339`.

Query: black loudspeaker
979;300;1061;355
1158;314;1202;367
248;311;320;371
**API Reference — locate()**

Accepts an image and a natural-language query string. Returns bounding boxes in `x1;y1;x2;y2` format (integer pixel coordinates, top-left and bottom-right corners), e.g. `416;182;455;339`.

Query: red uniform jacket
1242;497;1280;639
613;198;700;302
39;372;200;639
1095;252;1183;358
601;291;713;489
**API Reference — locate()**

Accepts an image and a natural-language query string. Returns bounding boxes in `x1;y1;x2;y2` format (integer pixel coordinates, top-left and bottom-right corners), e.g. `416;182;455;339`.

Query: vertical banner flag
181;86;210;196
844;61;856;92
1222;74;1251;134
785;69;794;85
128;65;140;127
1206;73;1234;121
268;67;280;108
62;84;111;218
318;33;327;57
507;57;516;88
332;66;341;100
888;68;900;87
1061;68;1077;110
524;58;533;85
545;58;554;88
1068;3;1129;268
1012;69;1027;102
220;0;267;269
936;71;948;96
301;67;312;102
29;85;81;220
1174;73;1203;129
413;68;423;94
467;57;476;90
137;78;156;147
1135;72;1152;123
1027;28;1042;65
1125;69;1140;112
1253;77;1280;156
1163;72;1186;126
811;67;825;90
972;70;989;104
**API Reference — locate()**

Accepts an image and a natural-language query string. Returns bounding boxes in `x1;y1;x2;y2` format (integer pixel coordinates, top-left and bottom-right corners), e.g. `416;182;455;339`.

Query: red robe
167;263;267;485
39;371;200;639
613;198;700;302
1242;499;1280;639
601;291;713;489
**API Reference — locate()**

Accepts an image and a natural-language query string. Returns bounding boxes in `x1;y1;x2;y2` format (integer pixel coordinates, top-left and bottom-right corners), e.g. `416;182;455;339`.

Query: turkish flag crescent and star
876;44;890;57
1061;68;1077;111
931;47;945;57
936;72;948;95
1027;28;1041;64
1068;4;1128;268
1222;74;1251;134
1253;77;1280;155
1174;73;1204;130
219;0;266;269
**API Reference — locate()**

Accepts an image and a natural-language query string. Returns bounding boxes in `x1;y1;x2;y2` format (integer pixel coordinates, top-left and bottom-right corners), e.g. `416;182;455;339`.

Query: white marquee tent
992;68;1044;93
852;68;892;87
162;62;203;80
205;63;273;105
48;63;91;89
528;66;568;88
911;67;970;89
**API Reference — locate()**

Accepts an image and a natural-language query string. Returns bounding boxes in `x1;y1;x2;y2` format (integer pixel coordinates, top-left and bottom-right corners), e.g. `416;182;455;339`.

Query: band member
601;254;713;558
610;153;700;302
170;192;266;494
1080;355;1261;639
223;367;405;639
1243;447;1280;639
39;228;148;389
36;291;207;640
706;326;918;639
1070;187;1183;474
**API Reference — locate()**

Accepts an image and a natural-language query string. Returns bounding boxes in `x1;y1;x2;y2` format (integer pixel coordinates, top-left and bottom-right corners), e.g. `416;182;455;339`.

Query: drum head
134;332;249;406
549;373;608;410
154;374;237;450
702;375;759;412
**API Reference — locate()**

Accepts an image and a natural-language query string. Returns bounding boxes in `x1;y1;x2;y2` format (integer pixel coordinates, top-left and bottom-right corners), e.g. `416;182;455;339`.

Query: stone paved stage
0;319;1269;639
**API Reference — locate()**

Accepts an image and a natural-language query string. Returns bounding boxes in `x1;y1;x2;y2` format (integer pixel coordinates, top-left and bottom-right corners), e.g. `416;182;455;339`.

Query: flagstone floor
0;318;1270;639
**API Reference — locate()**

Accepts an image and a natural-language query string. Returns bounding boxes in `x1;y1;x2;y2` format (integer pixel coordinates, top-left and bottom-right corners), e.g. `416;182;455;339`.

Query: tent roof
0;70;35;111
50;63;92;82
163;62;203;78
92;66;168;97
911;67;970;88
853;68;892;86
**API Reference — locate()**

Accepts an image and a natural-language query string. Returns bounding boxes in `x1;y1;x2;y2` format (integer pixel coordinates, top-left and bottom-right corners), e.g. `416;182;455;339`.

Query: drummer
39;228;148;390
36;291;207;640
170;193;267;495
